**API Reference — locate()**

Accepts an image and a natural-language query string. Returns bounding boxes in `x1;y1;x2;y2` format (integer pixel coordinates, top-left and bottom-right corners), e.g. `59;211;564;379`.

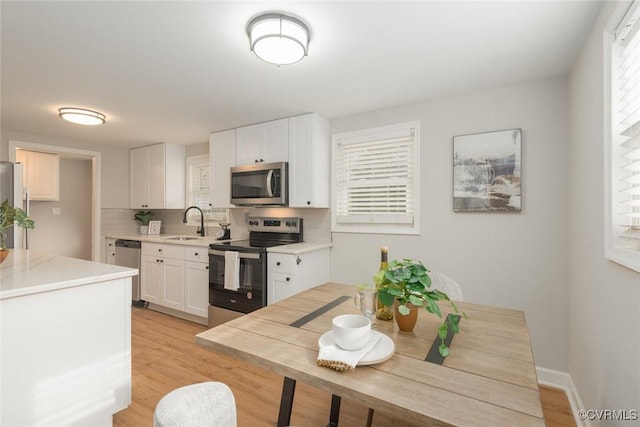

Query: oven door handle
209;249;261;260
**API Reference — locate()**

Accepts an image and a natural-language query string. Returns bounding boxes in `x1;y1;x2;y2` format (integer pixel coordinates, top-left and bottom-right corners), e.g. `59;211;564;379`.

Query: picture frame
453;128;522;212
148;220;162;235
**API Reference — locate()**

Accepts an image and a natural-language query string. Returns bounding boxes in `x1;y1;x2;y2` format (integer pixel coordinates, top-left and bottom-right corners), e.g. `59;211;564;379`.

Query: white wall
330;77;570;371
568;3;640;422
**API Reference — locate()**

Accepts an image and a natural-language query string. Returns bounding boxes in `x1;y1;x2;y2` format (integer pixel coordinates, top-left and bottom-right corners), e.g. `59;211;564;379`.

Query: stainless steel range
207;216;303;327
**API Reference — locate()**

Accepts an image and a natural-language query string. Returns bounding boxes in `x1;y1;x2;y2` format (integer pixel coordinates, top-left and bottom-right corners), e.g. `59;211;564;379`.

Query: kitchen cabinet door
288;113;330;208
15;150;60;201
130;143;185;209
146;143;166;208
141;255;163;304
105;238;116;264
161;257;185;311
235;118;288;166
268;272;294;305
184;261;209;318
209;129;236;208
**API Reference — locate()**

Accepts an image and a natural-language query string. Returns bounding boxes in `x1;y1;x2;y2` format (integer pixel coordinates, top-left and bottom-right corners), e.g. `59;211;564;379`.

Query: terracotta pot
394;301;418;332
0;249;9;264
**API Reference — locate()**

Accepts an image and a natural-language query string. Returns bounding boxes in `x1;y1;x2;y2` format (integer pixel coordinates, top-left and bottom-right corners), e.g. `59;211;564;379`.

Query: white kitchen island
0;249;137;427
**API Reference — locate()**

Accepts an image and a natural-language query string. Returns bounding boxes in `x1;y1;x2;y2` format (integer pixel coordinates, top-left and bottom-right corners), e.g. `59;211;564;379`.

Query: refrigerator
0;161;26;249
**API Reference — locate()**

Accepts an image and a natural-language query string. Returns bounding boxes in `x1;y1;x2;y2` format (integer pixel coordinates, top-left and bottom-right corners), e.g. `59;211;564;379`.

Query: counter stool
153;382;237;427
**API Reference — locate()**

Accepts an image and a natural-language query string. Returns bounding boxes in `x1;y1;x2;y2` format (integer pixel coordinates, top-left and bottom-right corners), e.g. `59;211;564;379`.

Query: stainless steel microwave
230;161;288;206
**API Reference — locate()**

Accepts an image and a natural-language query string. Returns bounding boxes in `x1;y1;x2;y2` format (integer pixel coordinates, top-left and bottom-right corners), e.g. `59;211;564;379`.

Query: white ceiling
1;1;602;149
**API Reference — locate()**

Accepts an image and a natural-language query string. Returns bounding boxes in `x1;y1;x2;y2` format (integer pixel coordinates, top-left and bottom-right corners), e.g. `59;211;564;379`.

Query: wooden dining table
195;282;545;427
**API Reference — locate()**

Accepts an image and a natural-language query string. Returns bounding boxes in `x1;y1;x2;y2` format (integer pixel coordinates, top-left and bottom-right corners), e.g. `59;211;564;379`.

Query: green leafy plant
0;199;35;250
376;258;462;357
134;210;154;226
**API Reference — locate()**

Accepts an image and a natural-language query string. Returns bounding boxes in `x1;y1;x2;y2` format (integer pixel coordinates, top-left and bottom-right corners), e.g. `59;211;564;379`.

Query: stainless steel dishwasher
114;239;146;307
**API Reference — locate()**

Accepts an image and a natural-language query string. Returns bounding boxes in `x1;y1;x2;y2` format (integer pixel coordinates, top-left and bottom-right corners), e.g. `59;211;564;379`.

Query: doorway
8;140;101;261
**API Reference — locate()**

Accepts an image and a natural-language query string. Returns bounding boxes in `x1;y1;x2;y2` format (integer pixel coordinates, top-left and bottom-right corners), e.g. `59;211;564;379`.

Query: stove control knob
291;221;297;227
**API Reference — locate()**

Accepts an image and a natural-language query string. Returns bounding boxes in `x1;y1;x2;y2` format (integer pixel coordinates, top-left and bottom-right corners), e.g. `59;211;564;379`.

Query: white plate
318;331;396;365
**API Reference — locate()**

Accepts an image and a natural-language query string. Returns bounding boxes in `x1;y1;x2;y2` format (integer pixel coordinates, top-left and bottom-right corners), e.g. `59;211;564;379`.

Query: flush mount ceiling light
58;107;106;126
247;13;310;65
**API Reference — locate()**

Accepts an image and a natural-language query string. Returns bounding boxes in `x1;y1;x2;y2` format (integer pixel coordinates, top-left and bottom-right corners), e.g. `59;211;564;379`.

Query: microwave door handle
266;170;274;197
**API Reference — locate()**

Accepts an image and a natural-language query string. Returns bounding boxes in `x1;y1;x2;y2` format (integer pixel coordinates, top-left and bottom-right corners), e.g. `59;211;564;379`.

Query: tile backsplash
101;207;331;243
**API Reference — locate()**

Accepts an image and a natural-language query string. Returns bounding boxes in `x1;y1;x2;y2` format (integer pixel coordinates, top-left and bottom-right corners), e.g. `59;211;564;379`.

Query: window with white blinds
332;121;420;234
608;0;640;272
186;155;228;224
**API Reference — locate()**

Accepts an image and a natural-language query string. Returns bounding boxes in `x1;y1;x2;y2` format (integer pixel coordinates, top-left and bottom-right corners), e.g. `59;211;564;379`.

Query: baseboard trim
537;366;589;427
145;303;208;326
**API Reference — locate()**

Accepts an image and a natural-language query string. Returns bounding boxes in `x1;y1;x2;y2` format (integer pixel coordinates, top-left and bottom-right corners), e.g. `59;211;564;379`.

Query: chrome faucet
182;206;205;237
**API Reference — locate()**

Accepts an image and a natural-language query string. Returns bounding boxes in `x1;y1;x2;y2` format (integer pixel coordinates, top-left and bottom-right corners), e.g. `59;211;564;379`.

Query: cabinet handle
286;277;290;282
296;256;302;265
307;201;311;205
158;248;162;252
206;266;209;270
194;252;199;256
276;261;281;266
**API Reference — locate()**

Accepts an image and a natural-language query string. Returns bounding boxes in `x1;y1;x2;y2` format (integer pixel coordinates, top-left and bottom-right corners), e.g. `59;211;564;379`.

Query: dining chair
428;271;464;301
153;381;237;427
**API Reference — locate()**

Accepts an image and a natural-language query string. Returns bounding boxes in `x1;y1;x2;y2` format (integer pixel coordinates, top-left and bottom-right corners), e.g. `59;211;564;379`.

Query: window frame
331;121;420;235
185;154;228;225
604;0;640;273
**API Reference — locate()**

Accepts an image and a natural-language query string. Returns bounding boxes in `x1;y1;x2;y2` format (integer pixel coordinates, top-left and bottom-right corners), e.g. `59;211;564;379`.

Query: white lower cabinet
184;245;210;318
141;243;185;310
141;243;209;320
267;248;330;305
105;238;116;264
161;258;186;311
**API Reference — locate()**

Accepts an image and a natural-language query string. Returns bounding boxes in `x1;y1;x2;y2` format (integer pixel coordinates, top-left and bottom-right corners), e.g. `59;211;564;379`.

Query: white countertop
267;241;333;255
107;234;233;247
0;250;138;300
106;234;332;254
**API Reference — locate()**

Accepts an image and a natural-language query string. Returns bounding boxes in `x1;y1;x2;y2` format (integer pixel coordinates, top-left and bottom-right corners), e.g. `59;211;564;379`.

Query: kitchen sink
164;236;199;241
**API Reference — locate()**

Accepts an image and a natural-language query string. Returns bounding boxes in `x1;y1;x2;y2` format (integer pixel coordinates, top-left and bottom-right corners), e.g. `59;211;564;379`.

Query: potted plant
0;199;35;262
134;210;154;234
376;258;461;357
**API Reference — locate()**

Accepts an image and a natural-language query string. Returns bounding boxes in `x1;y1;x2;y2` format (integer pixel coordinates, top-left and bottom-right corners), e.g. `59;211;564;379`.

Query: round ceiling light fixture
247;13;310;66
58;107;106;126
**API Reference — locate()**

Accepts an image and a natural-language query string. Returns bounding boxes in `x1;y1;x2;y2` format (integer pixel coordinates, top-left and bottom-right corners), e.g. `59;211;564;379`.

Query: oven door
209;249;267;314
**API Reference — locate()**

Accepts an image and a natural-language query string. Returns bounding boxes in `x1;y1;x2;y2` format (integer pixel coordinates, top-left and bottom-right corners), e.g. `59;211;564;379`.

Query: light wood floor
114;307;576;427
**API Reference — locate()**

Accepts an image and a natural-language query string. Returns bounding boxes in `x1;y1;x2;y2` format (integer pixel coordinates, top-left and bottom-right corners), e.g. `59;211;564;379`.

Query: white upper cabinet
15;150;60;201
235;118;289;166
209;129;236;208
288;113;330;208
210;113;329;208
130;143;185;209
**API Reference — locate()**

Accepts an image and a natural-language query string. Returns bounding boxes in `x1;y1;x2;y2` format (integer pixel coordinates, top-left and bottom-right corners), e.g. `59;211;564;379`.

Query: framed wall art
453;128;522;212
148;220;162;235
